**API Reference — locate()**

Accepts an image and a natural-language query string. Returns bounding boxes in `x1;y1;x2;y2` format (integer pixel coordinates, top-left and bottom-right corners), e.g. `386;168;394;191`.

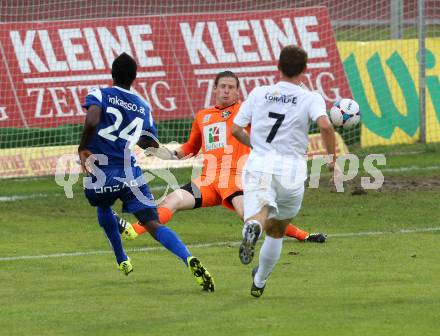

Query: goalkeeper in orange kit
116;71;326;243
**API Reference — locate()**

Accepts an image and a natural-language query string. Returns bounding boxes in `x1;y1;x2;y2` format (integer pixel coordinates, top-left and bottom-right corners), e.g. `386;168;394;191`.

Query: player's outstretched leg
284;224;327;243
113;211;139;241
239;219;262;265
97;207;132;275
116;207;174;241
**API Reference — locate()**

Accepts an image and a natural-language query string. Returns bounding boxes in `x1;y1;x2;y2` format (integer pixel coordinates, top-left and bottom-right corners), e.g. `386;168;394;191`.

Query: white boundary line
1;227;439;262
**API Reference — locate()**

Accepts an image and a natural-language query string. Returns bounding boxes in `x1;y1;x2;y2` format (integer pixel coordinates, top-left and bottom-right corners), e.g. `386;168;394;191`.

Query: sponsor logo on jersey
264;92;297;104
108;95;145;115
222;110;231;119
208;126;220;143
204;122;226;150
94;179;139;193
203;114;212;123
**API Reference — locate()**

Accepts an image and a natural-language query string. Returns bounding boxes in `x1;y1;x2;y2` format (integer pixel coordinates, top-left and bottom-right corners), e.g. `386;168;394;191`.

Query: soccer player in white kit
231;45;337;297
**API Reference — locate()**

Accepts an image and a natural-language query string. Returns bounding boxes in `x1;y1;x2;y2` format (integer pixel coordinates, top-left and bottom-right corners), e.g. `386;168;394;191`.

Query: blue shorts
84;165;157;217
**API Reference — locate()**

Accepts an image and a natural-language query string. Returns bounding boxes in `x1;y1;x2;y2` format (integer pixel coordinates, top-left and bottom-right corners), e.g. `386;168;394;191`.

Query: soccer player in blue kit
77;52;214;292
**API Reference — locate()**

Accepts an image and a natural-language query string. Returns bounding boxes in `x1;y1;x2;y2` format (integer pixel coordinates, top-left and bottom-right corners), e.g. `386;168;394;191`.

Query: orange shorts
186;174;243;210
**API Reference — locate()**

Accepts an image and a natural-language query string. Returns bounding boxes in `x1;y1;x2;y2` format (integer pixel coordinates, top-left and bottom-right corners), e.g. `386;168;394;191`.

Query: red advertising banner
0;7;351;128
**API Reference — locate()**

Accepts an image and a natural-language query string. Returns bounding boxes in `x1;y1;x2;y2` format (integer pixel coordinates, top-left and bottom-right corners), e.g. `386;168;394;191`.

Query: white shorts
242;170;304;221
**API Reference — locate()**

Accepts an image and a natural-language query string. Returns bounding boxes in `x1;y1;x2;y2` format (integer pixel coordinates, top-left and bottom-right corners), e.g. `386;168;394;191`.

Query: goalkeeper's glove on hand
145;145;178;160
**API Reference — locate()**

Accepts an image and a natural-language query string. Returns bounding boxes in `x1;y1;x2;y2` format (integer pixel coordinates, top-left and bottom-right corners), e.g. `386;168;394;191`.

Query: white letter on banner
48;87;74;117
197;78;214;108
10;30;48;73
150;81;176;111
207;22;236;63
38;30;69;72
129;25;163;67
97;26;133;67
294;16;327;59
264;18;297;59
59;28;93;71
83;28;106;70
180;22;217;65
315;72;341;102
227;21;260;62
250;20;272;61
28;88;52;118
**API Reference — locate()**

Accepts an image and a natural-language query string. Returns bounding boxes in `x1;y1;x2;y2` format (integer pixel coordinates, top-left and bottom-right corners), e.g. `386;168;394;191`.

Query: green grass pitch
1;144;439;336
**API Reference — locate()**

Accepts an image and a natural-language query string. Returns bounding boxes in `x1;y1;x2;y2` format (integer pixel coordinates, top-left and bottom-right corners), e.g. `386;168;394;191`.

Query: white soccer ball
329;98;361;129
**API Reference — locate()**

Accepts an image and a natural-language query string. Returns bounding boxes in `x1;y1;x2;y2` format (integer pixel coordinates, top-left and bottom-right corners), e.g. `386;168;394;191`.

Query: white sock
254;236;283;288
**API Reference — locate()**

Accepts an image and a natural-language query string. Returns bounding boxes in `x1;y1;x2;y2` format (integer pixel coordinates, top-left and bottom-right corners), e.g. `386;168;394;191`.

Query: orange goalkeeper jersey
180;102;250;180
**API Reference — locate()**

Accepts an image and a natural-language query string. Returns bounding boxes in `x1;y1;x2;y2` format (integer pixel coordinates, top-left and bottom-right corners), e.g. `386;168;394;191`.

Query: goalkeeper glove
145;145;178;160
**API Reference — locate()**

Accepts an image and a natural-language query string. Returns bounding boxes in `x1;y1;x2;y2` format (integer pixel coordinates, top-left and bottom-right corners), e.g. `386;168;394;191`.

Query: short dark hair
214;70;240;88
112;52;137;86
278;45;308;77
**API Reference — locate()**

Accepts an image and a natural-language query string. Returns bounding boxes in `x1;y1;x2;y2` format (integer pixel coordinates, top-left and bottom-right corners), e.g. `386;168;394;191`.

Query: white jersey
234;81;327;181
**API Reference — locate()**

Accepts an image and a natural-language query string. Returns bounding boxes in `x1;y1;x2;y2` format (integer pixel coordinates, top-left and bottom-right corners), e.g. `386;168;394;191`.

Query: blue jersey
83;86;157;167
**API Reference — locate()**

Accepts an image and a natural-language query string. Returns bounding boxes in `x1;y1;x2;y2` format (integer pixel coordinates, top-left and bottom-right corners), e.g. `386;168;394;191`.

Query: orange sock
285;224;309;241
158;207;173;224
131;207;174;235
132;222;147;235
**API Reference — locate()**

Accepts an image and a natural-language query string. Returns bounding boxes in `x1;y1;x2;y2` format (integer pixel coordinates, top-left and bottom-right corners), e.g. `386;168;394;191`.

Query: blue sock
155;226;191;266
97;207;127;265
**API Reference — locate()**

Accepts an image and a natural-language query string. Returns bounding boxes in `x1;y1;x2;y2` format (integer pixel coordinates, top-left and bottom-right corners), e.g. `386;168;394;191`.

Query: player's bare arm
231;123;252;148
316;115;337;170
78;104;101;173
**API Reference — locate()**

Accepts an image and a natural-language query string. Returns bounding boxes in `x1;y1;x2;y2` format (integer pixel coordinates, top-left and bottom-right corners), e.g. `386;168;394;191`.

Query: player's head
214;71;240;107
112;52;137;87
278;45;308;78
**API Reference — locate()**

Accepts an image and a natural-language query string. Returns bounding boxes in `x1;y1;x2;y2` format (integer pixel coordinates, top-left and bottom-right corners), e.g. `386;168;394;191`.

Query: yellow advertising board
338;38;440;147
307;132;348;159
0;134;349;179
0;145;202;179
